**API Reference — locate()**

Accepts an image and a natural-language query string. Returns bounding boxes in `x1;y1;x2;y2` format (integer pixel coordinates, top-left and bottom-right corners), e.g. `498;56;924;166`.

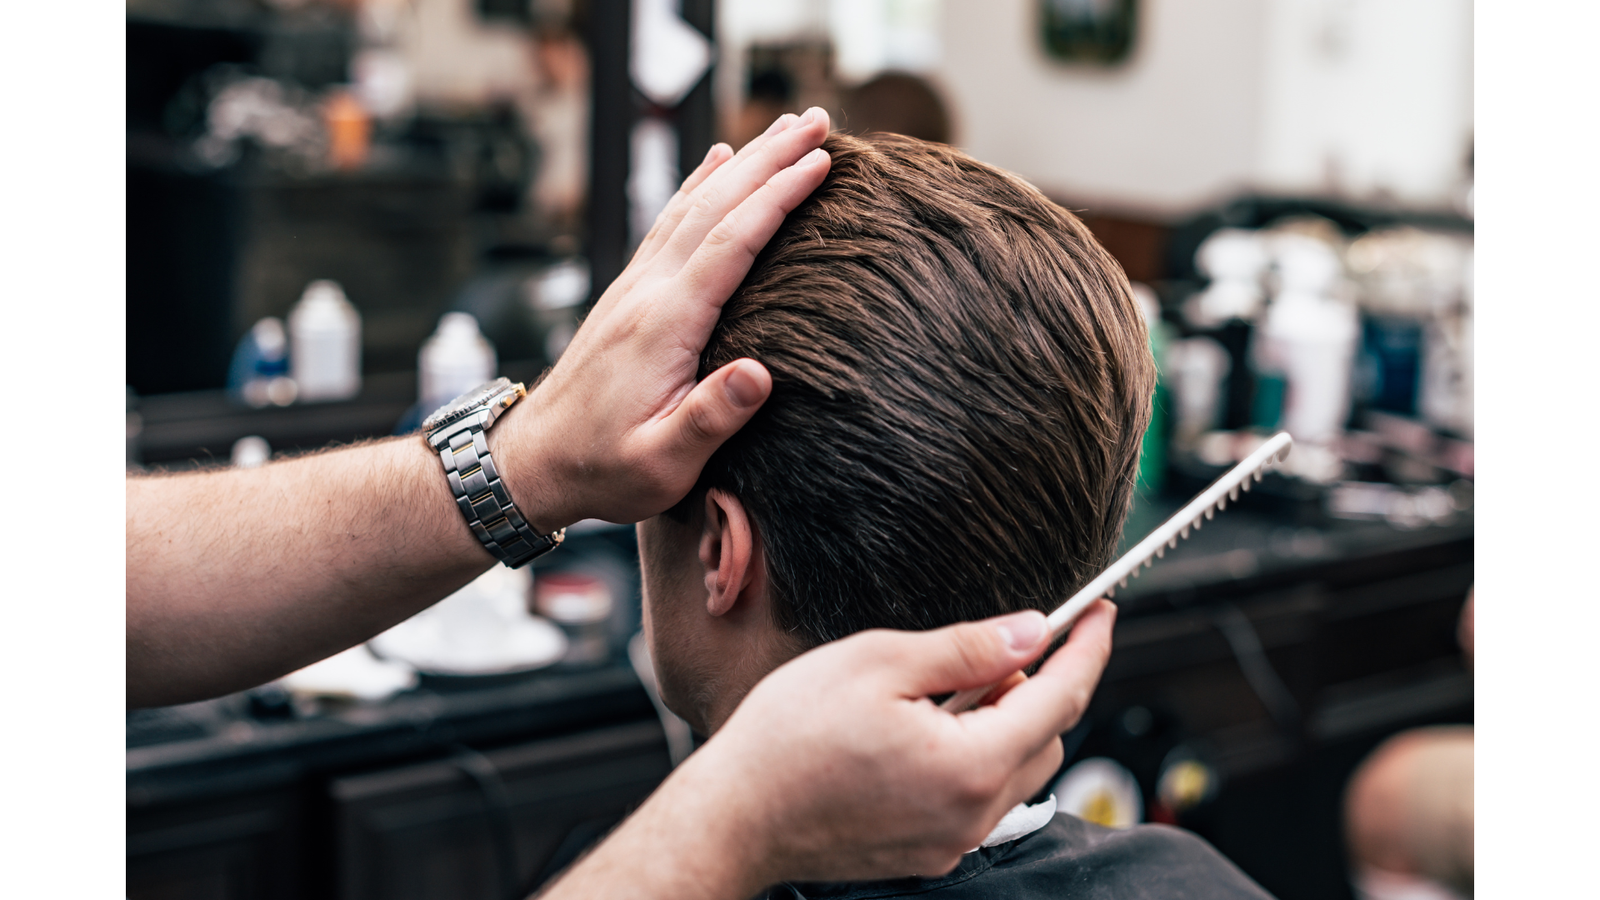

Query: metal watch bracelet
436;425;564;568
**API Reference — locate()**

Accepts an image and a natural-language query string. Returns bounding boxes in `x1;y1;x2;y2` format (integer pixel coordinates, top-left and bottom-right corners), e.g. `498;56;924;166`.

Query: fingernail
766;113;798;136
702;143;725;165
802;106;821;124
801;147;829;166
725;362;766;407
995;611;1047;652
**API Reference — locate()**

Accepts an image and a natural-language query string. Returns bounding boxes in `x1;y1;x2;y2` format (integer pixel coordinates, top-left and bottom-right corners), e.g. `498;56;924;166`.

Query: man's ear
699;489;758;618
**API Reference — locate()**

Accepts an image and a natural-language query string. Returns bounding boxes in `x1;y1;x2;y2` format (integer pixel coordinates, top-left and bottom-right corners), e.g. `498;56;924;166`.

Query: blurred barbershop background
126;2;1473;899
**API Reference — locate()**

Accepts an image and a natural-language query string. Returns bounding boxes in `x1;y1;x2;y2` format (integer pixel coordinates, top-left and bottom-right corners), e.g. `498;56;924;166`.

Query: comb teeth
1114;437;1281;586
942;433;1293;715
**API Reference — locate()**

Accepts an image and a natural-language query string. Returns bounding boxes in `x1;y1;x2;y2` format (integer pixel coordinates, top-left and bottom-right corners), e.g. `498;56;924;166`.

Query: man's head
639;132;1154;734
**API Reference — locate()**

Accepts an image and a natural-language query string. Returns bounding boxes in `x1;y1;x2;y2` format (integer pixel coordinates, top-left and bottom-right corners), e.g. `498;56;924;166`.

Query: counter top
1113;497;1472;613
128;663;657;808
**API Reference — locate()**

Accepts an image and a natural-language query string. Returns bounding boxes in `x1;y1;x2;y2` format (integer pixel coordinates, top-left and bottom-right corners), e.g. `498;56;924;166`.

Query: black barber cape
764;813;1277;899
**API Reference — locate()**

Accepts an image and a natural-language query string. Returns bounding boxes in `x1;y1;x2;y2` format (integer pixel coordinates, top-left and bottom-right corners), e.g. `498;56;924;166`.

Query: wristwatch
423;377;565;568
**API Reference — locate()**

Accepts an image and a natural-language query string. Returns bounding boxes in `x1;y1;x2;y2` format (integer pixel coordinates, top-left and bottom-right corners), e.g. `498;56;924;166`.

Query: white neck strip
973;793;1058;851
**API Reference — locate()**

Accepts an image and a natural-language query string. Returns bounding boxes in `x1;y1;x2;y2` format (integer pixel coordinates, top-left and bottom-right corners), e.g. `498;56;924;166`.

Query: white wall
937;0;1269;214
933;0;1472;215
1254;0;1473;204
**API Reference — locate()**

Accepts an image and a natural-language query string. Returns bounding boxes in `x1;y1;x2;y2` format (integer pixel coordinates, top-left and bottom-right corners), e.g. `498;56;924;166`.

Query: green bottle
1136;287;1171;499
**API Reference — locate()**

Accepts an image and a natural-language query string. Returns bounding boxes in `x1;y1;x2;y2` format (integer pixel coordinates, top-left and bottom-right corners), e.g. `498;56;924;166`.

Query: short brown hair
686;132;1153;646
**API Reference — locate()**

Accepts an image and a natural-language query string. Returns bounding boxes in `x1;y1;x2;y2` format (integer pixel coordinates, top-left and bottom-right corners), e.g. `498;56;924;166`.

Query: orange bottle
323;89;370;171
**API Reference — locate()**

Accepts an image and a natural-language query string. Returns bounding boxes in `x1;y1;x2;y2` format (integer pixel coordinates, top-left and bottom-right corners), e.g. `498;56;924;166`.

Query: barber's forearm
126;434;498;707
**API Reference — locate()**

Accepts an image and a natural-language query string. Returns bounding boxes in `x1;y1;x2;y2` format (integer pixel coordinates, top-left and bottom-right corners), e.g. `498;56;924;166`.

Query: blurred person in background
730;64;800;149
838;71;953;144
126;109;1113;899
527;22;590;226
1344;590;1474;899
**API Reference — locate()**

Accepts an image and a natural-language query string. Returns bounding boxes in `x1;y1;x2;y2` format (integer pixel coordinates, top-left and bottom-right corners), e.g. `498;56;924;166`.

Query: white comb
941;431;1294;713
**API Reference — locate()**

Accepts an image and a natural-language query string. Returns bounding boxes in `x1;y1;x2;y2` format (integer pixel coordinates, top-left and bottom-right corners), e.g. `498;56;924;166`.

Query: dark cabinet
127;787;306;900
331;722;671;900
128;665;668;900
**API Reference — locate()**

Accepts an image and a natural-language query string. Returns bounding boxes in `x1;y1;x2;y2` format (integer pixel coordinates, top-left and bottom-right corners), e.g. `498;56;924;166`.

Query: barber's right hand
686;599;1118;889
497;109;833;532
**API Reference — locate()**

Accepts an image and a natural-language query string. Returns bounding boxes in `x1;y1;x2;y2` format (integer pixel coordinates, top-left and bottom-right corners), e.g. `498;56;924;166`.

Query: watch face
423;377;512;432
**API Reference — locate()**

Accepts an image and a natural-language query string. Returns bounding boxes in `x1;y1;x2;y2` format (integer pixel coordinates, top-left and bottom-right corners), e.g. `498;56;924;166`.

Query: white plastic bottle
1185;228;1269;328
1257;236;1359;449
419;312;497;415
289;280;362;402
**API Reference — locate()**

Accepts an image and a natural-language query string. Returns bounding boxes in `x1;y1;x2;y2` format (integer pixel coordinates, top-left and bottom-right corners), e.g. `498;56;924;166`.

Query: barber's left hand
497;109;833;531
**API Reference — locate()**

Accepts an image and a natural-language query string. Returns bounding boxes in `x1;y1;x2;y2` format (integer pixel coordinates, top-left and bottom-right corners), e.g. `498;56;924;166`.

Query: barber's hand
502;109;833;531
539;601;1116;899
713;600;1118;886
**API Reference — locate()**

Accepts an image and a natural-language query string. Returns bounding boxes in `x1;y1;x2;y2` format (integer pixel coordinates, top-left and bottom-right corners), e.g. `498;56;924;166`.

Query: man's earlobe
701;489;756;617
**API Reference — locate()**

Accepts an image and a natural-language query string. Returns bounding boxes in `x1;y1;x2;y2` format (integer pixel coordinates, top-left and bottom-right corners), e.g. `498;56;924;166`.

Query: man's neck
700;630;810;735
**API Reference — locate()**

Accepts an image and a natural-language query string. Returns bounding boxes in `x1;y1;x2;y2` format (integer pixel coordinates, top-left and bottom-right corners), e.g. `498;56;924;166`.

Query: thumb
662;359;772;463
897;611;1050;697
973;599;1116;747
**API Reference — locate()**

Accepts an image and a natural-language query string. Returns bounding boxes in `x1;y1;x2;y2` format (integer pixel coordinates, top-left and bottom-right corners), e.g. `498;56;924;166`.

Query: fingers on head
666;360;771;460
722;110;830;198
684;141;734;193
674;149;831;301
733;112;800;161
730;107;826;167
634;143;734;263
659;110;830;271
667;143;733;219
